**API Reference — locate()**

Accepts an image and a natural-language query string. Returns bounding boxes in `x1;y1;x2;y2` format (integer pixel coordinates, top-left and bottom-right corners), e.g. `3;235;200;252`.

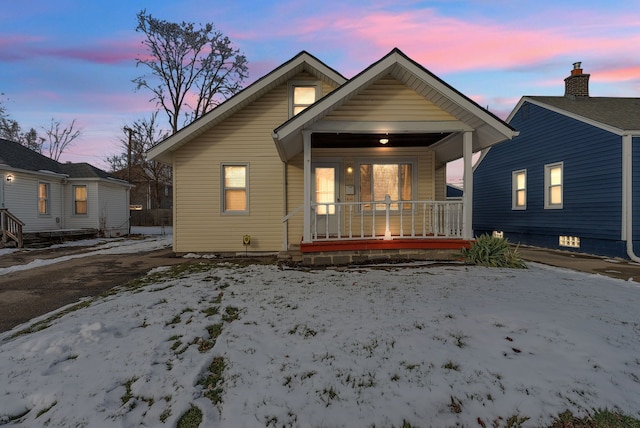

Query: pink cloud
0;33;143;64
595;66;640;83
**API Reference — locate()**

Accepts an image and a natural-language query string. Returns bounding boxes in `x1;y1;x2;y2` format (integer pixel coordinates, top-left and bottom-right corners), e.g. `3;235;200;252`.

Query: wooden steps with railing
1;208;24;248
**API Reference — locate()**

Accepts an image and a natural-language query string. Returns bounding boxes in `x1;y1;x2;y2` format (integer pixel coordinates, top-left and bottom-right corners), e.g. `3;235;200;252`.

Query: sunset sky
2;0;639;182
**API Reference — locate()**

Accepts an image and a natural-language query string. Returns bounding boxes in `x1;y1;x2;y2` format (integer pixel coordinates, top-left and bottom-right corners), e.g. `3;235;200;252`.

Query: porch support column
462;131;473;240
302;130;312;243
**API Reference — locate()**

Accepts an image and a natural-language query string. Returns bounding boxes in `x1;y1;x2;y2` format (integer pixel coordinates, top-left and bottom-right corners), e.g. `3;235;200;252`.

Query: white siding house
1;139;132;246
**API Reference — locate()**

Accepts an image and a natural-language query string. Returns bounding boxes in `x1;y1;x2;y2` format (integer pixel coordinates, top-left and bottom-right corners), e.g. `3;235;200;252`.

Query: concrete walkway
518;245;640;283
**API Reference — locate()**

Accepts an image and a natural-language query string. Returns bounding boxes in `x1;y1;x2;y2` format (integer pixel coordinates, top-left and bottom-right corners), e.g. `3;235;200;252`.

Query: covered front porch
273;49;517;263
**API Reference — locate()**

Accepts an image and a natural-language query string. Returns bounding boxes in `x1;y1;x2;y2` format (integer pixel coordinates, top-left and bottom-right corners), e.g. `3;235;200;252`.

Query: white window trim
288;81;321;118
544;162;563;209
512;169;527;210
221;163;249;215
37;181;50;216
73;185;88;215
355;158;417;213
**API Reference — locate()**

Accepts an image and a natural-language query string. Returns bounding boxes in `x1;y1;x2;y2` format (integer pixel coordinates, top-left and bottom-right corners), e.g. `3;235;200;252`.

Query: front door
313;163;340;237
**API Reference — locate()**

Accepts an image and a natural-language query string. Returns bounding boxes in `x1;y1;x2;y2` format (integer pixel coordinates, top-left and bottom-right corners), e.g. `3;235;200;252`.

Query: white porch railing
311;195;463;241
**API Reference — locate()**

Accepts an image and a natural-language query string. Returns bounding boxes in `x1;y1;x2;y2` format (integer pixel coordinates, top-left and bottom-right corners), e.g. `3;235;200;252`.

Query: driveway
0;244;195;333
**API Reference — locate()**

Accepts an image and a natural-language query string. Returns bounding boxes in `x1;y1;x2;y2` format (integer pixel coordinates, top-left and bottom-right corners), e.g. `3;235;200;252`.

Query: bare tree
108;112;172;209
133;10;248;134
41;119;81;161
0;97;43;151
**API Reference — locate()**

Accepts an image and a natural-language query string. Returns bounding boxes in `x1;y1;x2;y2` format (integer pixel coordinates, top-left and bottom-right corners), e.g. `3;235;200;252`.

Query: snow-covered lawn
1;234;639;427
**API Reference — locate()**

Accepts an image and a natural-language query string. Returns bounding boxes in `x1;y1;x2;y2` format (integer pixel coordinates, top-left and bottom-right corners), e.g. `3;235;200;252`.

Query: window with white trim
545;162;563;209
222;164;248;213
38;182;50;215
290;82;319;117
359;162;414;211
74;185;87;215
512;169;527;210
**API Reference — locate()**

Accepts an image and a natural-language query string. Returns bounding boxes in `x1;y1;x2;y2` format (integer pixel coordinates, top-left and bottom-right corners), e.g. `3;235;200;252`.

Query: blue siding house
474;63;640;259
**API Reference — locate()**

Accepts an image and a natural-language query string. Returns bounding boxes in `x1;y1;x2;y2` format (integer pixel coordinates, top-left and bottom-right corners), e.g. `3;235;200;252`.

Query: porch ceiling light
379;138;389;145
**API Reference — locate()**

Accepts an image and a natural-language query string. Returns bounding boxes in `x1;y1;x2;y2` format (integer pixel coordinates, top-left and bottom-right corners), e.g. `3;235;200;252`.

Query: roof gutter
623;133;640;262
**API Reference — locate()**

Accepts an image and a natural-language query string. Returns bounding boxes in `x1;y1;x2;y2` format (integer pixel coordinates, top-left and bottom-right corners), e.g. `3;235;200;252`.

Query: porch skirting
297;238;471;266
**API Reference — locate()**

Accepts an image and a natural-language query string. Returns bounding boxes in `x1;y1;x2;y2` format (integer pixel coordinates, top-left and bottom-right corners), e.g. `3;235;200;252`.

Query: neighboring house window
359;162;413;211
545;162;563;209
512;170;527;210
290;82;319;116
38;182;50;215
222;164;248;213
74;185;87;214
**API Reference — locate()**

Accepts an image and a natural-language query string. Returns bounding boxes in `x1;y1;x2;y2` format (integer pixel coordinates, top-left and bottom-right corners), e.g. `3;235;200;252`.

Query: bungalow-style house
1;138;132;247
473;63;640;260
147;48;517;264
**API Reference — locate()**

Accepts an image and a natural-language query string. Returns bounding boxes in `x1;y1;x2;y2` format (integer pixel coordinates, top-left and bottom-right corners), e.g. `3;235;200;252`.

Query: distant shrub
461;234;526;269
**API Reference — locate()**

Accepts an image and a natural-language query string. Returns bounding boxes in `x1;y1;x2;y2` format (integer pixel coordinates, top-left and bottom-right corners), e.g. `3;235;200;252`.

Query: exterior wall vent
559;235;580;248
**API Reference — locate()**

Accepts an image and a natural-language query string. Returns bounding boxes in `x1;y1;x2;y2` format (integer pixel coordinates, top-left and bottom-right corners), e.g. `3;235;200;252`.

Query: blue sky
2;0;639;181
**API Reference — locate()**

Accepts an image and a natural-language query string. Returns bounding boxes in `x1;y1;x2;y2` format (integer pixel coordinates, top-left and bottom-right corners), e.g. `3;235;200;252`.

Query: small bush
461;234;526;268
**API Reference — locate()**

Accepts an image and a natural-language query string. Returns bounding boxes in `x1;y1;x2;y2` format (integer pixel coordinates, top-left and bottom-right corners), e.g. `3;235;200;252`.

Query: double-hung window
512;170;527;210
38;182;50;215
290;82;319;117
545;162;563;209
74;185;87;215
359;162;413;211
222;164;248;214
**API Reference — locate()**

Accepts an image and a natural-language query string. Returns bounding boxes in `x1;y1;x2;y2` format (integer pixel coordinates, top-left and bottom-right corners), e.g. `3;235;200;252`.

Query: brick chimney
564;62;590;97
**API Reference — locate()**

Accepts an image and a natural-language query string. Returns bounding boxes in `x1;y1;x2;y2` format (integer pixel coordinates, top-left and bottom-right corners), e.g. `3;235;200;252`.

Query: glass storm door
313;164;339;236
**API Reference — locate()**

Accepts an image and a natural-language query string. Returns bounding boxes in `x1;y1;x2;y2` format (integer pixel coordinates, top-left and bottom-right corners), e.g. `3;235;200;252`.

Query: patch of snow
1;260;639;426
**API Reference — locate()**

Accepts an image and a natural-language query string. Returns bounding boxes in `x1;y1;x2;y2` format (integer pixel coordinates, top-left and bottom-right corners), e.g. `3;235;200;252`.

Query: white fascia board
308;120;473;133
275;57;398;139
394;54;517;140
148;52;346;162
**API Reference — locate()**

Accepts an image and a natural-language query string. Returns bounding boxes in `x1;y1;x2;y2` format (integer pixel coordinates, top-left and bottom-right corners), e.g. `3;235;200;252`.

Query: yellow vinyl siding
174;86;288;253
325;75;457;121
172;72;339;253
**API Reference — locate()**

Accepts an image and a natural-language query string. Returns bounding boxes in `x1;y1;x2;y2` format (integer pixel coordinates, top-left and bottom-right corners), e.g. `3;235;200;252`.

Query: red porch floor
300;237;471;253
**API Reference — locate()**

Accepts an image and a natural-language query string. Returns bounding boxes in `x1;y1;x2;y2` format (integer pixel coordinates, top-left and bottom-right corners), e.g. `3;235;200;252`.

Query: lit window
359;163;413;210
222;164;248;213
545;162;563;209
290;83;318;116
74;185;87;215
38;182;50;214
512;170;526;210
559;235;580;248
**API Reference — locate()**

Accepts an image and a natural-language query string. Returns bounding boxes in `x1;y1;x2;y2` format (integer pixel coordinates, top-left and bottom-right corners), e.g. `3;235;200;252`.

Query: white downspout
623;134;640;262
282;162;288;251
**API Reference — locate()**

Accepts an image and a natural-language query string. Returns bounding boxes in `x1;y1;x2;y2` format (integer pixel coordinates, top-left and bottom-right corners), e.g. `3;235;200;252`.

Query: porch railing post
384;195;392;240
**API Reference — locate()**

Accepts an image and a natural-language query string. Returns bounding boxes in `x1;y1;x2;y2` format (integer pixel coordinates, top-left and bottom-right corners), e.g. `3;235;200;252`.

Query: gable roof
273;48;517;162
0;138;128;184
147;51;347;164
510;96;640;135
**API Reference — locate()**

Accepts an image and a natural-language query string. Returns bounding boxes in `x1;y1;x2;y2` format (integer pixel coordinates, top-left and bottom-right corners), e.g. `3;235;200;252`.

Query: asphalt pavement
517;245;640;283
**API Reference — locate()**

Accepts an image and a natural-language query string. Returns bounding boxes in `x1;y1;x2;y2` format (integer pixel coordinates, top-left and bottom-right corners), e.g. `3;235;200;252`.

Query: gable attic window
222;164;249;214
290;82;320;117
544;162;563;209
38;182;50;215
512;169;527;210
